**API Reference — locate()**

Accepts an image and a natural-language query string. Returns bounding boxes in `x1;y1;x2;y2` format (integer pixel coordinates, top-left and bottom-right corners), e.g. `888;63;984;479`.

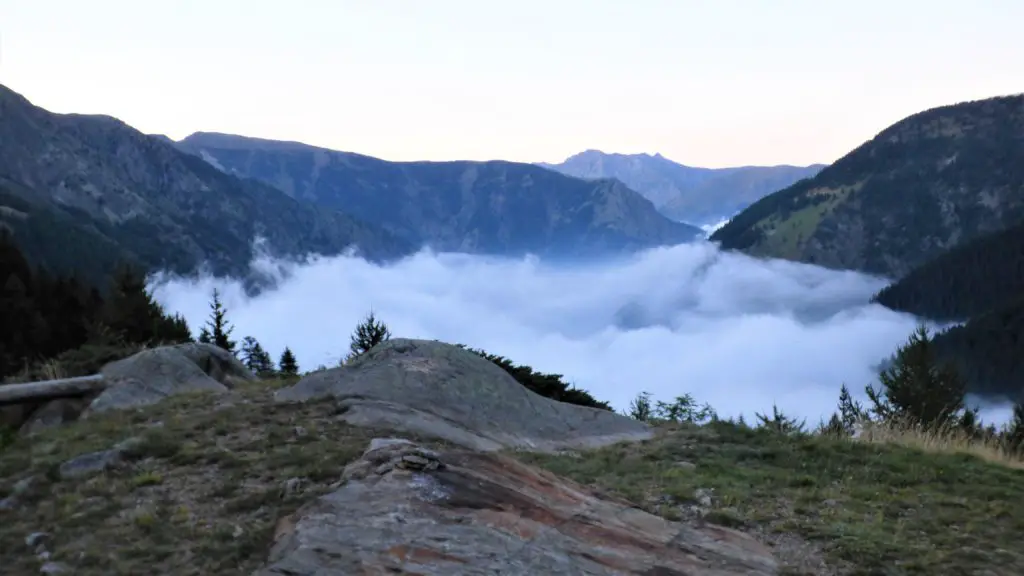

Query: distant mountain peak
540;149;822;224
174;133;704;257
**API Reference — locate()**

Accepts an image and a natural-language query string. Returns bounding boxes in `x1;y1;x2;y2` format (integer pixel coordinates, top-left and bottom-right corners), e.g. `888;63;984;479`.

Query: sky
1;0;1022;167
150;241;1016;428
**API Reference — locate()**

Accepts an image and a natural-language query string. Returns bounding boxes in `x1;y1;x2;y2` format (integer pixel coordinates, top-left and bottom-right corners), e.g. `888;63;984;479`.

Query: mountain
712;94;1024;279
537;150;823;225
0;84;410;286
177;133;704;257
872;221;1024;400
873;220;1024;322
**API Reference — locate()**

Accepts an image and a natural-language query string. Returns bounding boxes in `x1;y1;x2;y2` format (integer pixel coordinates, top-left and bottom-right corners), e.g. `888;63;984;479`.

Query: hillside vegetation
3;346;1024;575
874;220;1024;321
872;221;1024;400
712;94;1024;278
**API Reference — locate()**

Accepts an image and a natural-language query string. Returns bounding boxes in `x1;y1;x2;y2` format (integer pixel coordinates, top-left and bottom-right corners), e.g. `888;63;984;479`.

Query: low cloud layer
150;242;1013;427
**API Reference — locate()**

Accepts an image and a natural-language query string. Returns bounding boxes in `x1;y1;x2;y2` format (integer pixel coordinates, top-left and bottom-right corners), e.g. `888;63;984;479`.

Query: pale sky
1;0;1021;167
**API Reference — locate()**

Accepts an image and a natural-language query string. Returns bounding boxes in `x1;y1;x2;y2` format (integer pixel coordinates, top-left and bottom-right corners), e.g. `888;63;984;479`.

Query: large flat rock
88;342;255;414
274;338;653;452
255;438;778;575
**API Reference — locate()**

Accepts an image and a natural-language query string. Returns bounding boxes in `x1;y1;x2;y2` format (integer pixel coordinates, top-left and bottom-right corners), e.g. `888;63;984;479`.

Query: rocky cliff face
539;149;822;225
712;94;1024;278
178;133;704;258
0;84;410;282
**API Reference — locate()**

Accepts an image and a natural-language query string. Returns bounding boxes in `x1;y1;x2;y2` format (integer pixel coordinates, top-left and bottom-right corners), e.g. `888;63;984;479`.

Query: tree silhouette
347;310;391;361
200;288;236;354
278;346;299;377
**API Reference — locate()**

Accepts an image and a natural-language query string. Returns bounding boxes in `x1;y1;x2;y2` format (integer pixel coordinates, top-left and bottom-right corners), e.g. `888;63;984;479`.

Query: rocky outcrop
87;342;255;414
275;339;653;452
257;437;778;575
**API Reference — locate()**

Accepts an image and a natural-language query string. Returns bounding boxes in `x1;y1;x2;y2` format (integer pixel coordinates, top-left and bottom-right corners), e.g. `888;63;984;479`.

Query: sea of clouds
149;241;1016;427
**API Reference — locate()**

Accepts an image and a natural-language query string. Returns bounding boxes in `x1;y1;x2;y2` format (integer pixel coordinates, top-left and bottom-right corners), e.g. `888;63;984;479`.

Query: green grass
519;420;1024;575
753;185;856;259
0;379;450;575
4;379;1023;575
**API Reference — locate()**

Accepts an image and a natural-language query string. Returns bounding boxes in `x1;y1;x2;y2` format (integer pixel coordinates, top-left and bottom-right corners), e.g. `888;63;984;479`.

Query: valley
1;6;1023;572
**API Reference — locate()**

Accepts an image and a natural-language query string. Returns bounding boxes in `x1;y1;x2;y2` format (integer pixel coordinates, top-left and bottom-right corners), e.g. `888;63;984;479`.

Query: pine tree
240;335;274;376
837;383;868;432
101;263;191;346
202;288;236;354
865;324;971;429
278;346;299;377
755;404;807;434
1004;401;1024;455
347;310;391;362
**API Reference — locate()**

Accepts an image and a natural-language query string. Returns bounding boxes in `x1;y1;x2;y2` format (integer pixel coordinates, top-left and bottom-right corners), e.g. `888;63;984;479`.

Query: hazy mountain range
0;84;409;286
0;83;701;286
539;151;824;225
174;132;703;259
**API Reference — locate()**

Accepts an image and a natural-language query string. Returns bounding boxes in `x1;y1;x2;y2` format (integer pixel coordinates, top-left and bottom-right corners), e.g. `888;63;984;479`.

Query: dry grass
851;418;1024;470
522;420;1024;575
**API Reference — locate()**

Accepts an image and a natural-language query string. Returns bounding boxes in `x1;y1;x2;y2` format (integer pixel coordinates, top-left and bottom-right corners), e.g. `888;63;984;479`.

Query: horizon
2;0;1022;167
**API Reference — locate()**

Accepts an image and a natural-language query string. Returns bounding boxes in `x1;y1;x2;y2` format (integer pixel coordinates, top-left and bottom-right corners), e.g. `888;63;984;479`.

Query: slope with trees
0;230;192;382
871;220;1024;400
711;94;1024;278
0;84;411;287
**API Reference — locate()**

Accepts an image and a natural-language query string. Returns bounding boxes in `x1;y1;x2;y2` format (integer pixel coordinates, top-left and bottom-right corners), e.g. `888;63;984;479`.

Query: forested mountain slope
0;84;410;285
712;94;1024;278
873;221;1024;401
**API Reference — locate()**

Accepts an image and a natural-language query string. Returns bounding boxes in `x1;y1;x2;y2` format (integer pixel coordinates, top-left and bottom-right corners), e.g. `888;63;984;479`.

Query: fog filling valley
150;241;1016;427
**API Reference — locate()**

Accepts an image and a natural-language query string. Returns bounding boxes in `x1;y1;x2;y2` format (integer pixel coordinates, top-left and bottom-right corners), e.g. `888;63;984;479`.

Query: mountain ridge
177;132;705;258
711;93;1024;279
0;84;411;286
538;149;824;225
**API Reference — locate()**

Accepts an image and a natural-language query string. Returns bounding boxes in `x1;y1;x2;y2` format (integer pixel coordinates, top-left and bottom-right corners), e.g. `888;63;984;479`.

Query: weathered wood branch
0;374;107;405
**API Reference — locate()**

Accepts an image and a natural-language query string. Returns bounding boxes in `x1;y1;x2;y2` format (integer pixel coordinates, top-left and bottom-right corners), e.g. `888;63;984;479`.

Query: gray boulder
87;342;255;414
18;398;88;435
274;338;652;453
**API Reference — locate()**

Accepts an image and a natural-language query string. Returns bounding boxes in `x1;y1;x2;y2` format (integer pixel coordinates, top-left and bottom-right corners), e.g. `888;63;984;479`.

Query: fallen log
0;374;107;405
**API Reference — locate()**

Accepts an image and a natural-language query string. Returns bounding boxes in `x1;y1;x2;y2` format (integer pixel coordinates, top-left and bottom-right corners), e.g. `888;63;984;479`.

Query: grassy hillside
712;94;1024;278
2;378;1022;575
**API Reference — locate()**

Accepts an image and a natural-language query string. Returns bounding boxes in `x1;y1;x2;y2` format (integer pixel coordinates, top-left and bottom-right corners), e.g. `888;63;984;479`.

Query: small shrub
754;404;807;435
132;471;164;488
